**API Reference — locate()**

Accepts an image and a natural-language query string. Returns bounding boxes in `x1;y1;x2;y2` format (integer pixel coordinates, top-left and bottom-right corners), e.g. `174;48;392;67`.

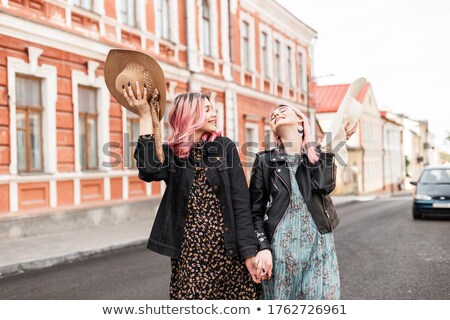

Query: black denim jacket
134;136;258;260
249;146;339;252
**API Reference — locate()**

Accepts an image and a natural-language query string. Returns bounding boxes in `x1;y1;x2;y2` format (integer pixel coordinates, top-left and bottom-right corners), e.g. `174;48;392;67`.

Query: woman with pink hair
124;83;260;299
249;104;356;299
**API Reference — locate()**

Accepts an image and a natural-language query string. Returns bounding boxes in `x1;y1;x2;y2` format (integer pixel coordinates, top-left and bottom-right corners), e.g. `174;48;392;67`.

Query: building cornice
240;0;317;44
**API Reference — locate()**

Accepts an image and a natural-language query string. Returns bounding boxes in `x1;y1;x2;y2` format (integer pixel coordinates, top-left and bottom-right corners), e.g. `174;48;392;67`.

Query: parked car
410;165;450;219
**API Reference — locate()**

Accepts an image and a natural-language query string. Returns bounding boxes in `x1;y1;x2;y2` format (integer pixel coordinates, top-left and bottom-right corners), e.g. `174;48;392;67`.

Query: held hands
245;250;274;284
245;256;261;283
256;249;273;281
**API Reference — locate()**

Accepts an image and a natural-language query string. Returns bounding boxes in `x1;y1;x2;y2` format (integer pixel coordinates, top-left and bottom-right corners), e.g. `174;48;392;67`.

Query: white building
315;82;383;194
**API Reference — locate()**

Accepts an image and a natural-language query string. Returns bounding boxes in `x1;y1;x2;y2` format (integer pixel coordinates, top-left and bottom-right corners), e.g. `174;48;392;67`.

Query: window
264;127;272;150
78;86;98;170
298;52;304;93
202;0;211;56
245;124;259;179
242;21;250;71
125;111;139;168
287;46;293;86
158;0;170;40
73;0;93;11
15;75;43;173
120;0;136;27
261;32;269;77
274;40;281;82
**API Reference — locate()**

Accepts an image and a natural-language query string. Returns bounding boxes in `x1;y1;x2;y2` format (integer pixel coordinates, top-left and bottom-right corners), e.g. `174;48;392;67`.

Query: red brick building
0;0;316;219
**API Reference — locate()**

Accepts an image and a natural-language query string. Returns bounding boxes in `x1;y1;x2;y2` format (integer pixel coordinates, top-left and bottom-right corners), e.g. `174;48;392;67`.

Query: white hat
324;77;366;166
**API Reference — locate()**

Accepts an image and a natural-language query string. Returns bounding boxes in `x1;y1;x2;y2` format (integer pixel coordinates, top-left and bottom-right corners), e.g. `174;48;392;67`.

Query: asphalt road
0;196;449;300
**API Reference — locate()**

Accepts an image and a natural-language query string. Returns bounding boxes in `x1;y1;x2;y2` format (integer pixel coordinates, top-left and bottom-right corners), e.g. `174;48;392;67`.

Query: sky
276;0;450;152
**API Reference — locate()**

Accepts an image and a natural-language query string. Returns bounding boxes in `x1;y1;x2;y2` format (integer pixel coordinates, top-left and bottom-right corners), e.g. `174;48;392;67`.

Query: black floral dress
169;141;260;300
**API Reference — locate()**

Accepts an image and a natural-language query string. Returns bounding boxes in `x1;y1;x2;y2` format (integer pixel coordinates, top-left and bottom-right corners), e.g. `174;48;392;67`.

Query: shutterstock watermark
99;132;348;171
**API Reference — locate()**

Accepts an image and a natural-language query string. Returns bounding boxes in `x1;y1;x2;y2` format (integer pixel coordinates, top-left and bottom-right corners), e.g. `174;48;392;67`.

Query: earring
297;125;304;136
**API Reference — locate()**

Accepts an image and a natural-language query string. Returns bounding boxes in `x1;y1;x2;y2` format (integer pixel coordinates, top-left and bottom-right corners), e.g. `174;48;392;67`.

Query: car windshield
420;169;450;184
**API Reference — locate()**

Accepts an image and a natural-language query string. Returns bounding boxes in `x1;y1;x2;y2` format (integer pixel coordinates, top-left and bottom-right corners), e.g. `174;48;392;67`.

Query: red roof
315;83;370;113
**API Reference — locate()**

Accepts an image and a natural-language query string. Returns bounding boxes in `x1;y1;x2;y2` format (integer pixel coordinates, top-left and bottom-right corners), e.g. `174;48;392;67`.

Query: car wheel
412;209;421;220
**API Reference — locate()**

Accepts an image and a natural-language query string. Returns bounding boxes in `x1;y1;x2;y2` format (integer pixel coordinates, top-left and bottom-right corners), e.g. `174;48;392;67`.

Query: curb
334;200;359;208
0;239;147;279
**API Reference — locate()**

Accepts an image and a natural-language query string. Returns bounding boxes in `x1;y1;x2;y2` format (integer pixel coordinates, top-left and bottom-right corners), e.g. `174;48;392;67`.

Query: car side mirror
410;181;418;186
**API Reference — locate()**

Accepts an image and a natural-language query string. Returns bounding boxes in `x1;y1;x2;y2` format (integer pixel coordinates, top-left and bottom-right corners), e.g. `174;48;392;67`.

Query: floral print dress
262;153;340;300
169;141;260;300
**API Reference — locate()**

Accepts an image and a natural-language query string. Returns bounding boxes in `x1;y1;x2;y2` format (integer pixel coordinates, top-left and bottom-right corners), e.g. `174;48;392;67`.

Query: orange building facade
0;0;316;218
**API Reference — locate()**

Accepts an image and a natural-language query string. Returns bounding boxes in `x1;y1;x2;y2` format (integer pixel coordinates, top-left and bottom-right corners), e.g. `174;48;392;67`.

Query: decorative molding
87;60;99;83
146;182;151;196
122;175;129;200
49;179;57;208
10;181;18;212
27;46;43;73
74;178;80;205
0;169;141;184
104;176;111;201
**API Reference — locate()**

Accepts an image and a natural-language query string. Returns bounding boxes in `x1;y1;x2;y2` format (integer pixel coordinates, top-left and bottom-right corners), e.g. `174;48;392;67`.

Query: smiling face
270;105;303;135
198;97;217;134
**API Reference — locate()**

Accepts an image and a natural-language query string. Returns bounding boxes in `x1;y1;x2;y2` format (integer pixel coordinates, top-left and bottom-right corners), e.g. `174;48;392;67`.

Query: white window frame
115;0;146;31
72;62;110;174
154;0;179;43
7;49;57;176
297;45;308;94
199;0;219;59
239;11;256;73
286;40;296;88
258;23;273;80
69;0;105;15
273;32;285;85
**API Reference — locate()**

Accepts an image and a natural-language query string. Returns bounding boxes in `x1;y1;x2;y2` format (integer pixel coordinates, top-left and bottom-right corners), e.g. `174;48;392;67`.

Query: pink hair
167;92;221;158
272;104;319;164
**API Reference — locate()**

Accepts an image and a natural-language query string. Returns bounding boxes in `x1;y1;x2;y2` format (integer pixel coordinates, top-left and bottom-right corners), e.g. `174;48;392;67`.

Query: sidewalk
0;191;413;278
332;190;413;207
0;220;151;278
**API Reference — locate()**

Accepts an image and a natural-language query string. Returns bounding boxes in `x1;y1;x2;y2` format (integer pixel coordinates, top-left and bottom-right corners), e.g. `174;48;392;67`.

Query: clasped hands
245;249;273;283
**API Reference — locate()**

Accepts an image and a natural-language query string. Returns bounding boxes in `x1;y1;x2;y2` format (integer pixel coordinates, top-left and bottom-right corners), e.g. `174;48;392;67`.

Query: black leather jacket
249;146;339;252
134;136;258;260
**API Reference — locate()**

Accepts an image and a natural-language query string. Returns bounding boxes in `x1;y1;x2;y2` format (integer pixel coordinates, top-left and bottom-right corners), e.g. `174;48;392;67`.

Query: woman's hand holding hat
122;81;165;163
122;81;152;117
344;121;358;140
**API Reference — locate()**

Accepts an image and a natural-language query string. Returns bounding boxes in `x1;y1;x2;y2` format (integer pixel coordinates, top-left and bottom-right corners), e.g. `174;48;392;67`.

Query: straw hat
324;77;366;166
104;49;166;120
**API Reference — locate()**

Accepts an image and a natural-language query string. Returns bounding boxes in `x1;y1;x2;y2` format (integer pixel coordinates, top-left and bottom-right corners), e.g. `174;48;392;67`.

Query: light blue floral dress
262;153;340;300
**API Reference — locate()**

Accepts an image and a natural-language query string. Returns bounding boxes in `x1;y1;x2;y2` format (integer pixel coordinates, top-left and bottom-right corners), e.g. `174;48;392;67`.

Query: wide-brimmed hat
104;49;166;120
324;77;366;166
